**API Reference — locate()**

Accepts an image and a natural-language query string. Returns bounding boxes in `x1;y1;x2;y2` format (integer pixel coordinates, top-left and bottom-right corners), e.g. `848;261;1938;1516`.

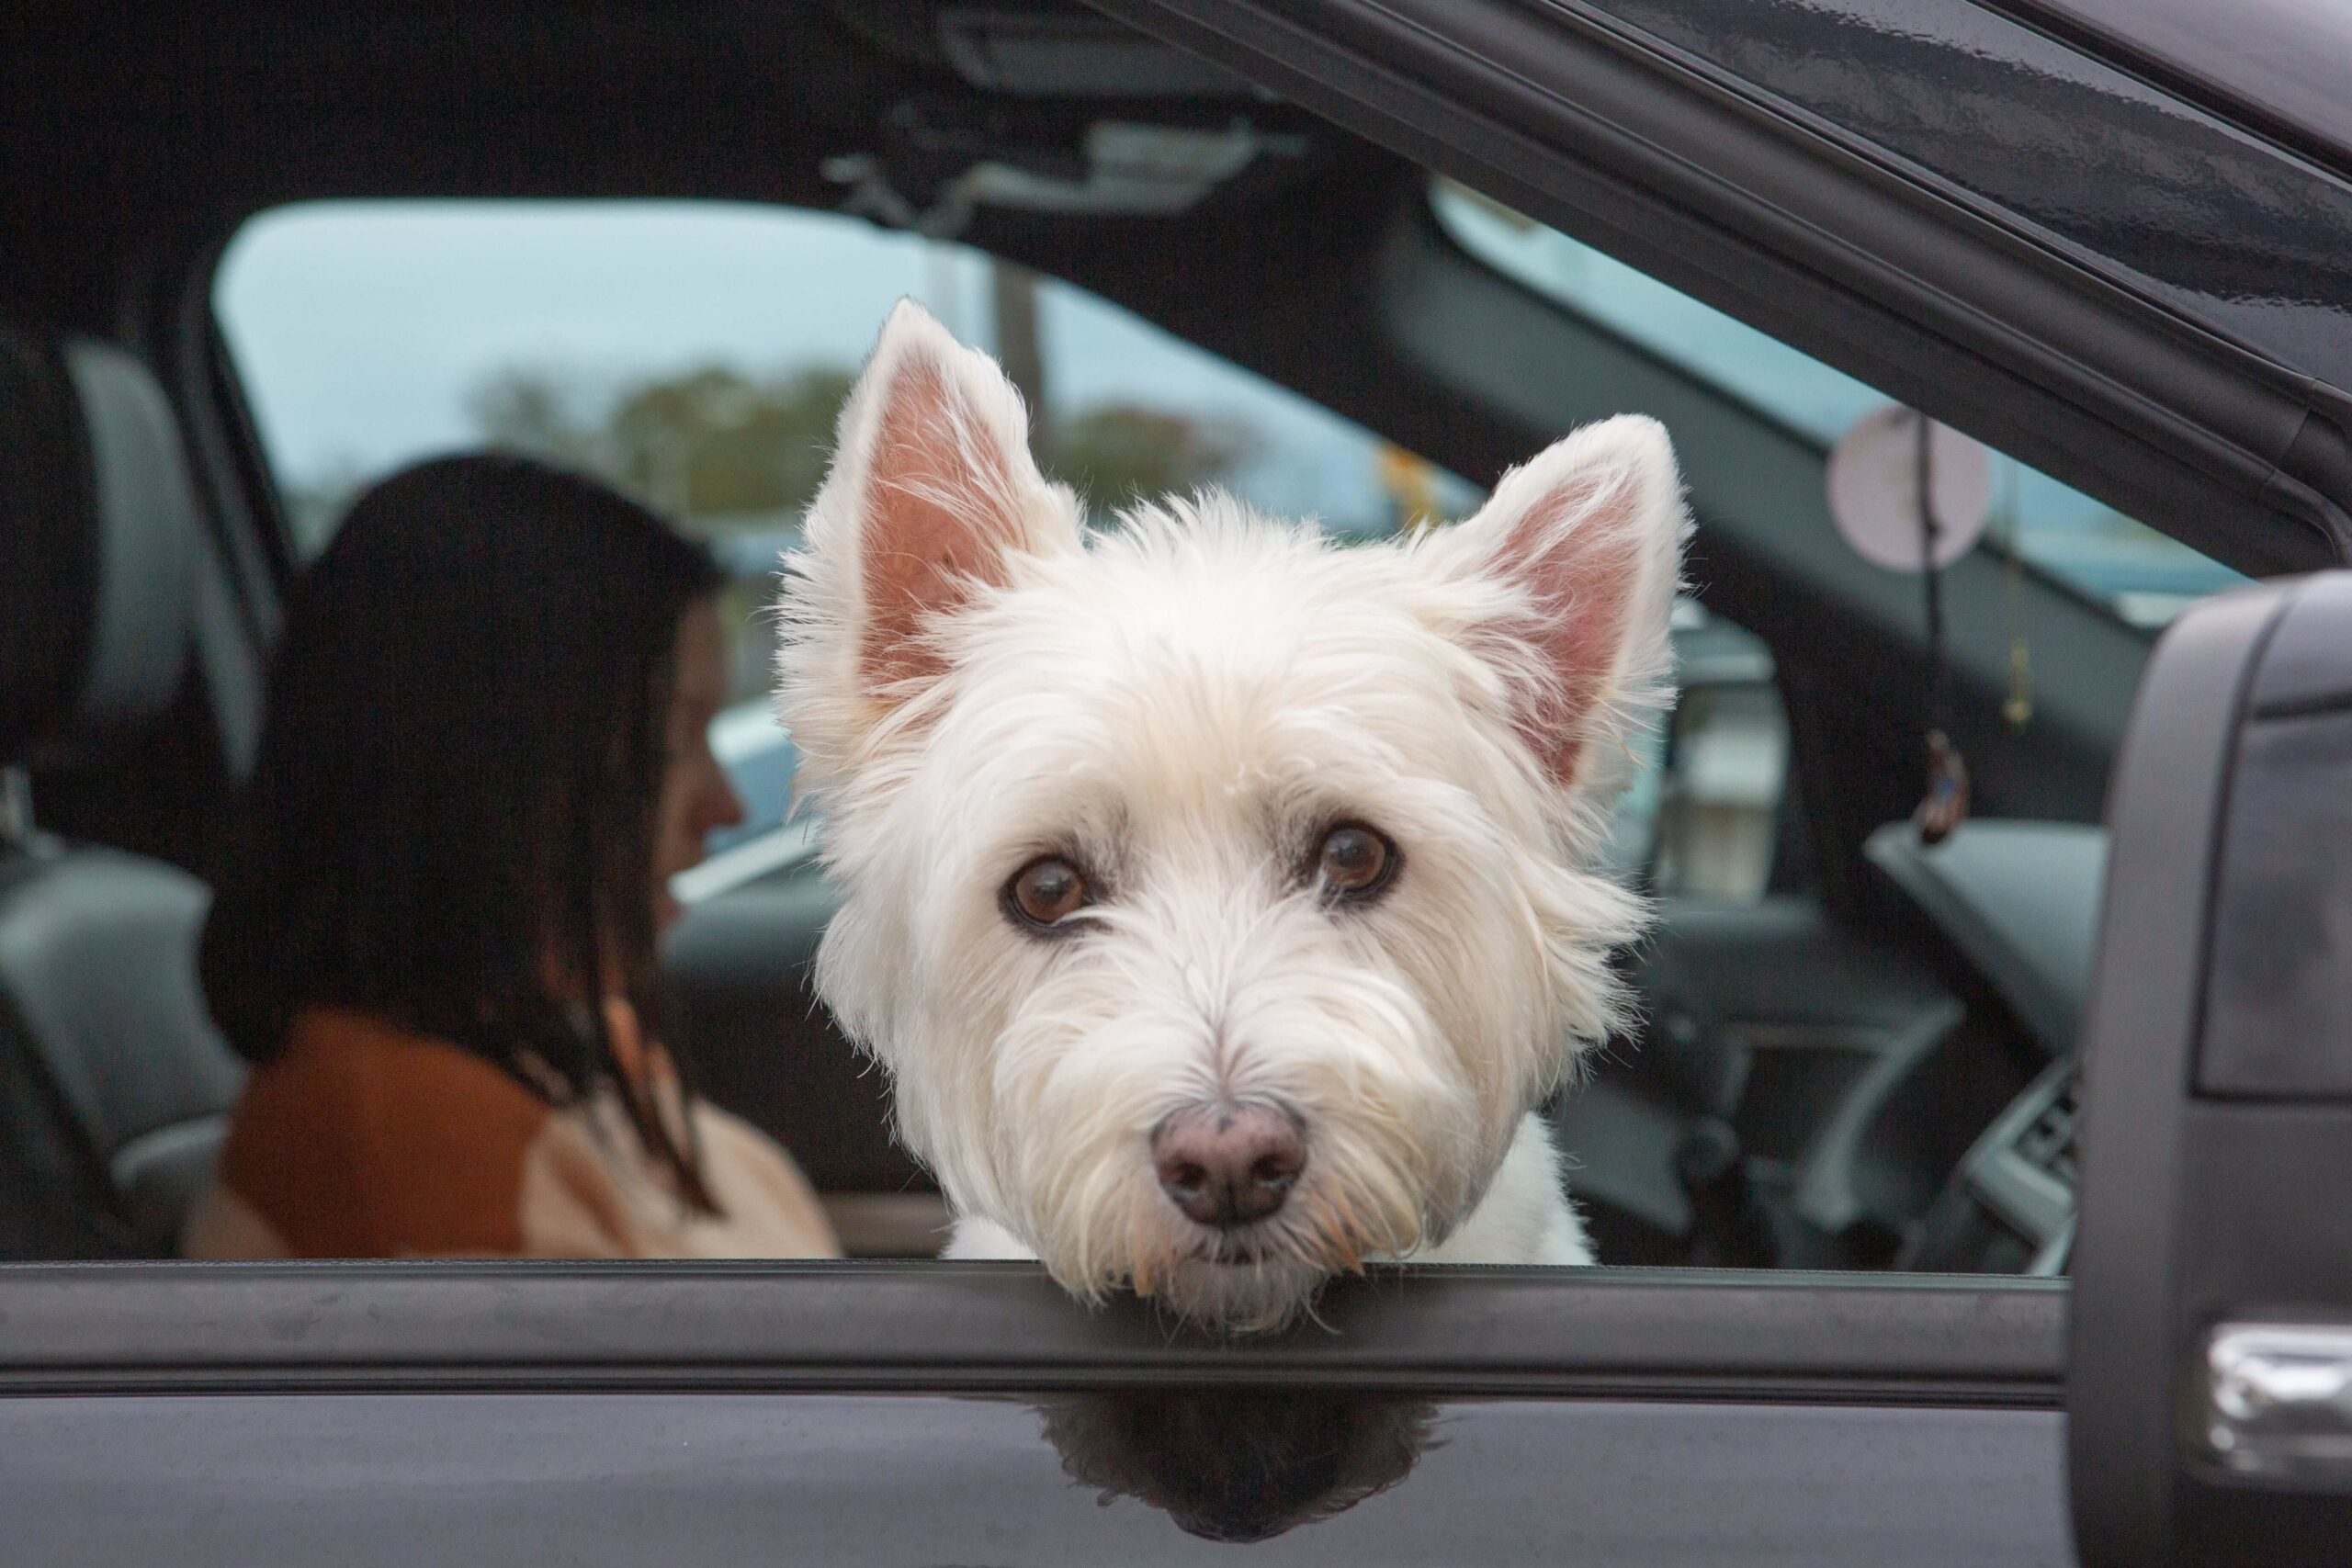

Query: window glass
1431;181;2245;628
218;201;1479;851
207;197;2070;1287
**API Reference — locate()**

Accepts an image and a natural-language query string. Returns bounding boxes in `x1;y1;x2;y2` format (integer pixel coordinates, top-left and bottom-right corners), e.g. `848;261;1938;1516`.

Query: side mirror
2073;573;2352;1566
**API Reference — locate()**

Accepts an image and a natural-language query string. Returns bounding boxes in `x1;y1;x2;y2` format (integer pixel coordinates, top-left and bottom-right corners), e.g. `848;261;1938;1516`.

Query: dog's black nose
1152;1104;1306;1228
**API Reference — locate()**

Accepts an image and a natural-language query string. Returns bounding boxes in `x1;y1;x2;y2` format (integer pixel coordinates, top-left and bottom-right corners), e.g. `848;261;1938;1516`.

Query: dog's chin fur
947;1111;1594;1333
776;301;1689;1335
960;1215;1349;1337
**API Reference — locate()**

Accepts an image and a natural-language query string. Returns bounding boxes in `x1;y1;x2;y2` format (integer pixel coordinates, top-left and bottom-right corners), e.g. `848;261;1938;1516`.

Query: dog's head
778;301;1686;1330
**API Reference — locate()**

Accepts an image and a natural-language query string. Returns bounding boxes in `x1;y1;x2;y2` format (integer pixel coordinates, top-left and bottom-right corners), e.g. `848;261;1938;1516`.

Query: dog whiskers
1327;1184;1377;1266
1305;1195;1363;1274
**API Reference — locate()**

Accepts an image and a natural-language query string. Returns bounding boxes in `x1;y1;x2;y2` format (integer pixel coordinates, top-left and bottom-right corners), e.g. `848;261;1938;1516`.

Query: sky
214;199;1438;530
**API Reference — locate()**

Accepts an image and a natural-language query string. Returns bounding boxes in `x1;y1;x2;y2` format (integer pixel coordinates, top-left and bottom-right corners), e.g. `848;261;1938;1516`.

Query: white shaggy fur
776;300;1688;1333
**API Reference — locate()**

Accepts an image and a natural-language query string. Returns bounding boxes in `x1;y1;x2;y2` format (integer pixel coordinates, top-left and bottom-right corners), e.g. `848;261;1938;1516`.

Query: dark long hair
202;453;725;1206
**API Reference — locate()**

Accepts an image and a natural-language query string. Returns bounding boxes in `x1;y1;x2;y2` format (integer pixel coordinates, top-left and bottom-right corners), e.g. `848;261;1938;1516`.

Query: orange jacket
183;1005;840;1260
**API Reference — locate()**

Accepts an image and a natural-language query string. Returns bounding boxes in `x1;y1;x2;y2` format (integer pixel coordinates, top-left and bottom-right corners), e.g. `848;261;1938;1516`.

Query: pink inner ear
859;359;1017;694
1498;472;1646;789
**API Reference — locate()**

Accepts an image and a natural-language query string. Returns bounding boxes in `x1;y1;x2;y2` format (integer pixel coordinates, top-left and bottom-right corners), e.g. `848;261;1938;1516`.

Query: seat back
0;848;241;1255
0;329;245;1258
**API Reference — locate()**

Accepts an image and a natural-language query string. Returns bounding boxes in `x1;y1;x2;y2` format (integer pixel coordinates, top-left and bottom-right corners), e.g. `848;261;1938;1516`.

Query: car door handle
2201;1324;2352;1481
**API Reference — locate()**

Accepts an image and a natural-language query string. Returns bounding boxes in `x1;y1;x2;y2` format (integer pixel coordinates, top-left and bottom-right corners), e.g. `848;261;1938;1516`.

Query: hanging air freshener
1825;405;1991;846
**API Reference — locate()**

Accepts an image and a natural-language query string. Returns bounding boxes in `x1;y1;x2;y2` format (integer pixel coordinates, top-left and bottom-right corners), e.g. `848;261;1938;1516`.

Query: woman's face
652;596;746;929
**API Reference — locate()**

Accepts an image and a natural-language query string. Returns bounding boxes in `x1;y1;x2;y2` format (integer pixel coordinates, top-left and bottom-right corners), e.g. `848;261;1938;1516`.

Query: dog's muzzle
1150;1102;1306;1229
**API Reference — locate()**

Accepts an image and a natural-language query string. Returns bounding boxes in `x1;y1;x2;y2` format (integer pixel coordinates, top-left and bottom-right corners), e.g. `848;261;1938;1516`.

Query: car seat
0;326;246;1258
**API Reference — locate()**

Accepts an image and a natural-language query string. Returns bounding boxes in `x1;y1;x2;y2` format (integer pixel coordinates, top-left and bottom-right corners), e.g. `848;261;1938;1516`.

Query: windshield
216;200;1486;853
1432;181;2246;627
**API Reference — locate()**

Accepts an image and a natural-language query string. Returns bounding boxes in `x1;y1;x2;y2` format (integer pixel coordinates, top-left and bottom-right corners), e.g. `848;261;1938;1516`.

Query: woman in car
182;454;840;1260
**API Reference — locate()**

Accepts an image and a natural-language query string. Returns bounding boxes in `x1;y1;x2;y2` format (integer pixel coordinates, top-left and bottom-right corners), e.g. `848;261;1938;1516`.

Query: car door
6;3;2349;1564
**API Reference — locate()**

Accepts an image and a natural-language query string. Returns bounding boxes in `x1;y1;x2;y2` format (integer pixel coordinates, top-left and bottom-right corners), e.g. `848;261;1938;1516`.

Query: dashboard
1557;818;2101;1274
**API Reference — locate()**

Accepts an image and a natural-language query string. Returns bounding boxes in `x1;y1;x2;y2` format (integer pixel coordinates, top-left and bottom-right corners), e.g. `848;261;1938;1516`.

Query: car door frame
2;1259;2060;1404
1085;0;2352;581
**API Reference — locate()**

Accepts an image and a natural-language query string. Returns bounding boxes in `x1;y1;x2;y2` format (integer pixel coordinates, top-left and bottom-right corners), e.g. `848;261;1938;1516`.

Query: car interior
0;0;2249;1278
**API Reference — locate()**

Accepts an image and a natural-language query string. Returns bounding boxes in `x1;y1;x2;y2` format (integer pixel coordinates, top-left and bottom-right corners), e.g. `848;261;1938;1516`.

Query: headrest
0;330;197;766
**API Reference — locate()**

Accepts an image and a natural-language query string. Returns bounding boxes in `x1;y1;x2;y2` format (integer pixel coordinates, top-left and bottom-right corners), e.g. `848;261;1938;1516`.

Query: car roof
2013;0;2352;175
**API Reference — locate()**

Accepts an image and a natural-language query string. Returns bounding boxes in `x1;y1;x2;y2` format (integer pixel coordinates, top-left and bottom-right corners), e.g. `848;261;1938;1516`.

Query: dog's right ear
1433;414;1689;798
777;299;1080;779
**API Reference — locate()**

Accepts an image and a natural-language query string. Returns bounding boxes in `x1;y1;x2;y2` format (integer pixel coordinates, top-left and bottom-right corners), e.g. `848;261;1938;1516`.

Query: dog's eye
1005;855;1091;931
1316;823;1398;901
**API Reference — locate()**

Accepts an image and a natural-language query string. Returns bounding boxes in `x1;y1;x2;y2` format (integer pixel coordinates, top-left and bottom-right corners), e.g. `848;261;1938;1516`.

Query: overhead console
814;0;1329;233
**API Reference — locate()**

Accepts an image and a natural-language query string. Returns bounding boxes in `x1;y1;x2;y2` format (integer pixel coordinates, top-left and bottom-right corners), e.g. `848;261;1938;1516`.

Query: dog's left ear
778;299;1082;781
1442;414;1689;794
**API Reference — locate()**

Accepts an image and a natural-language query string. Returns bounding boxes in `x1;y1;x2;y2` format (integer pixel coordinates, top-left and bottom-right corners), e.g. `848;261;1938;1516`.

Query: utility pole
990;259;1047;417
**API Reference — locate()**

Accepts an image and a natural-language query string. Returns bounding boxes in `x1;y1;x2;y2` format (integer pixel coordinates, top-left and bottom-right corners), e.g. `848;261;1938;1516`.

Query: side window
1431;181;2245;628
206;190;2109;1287
216;201;1478;849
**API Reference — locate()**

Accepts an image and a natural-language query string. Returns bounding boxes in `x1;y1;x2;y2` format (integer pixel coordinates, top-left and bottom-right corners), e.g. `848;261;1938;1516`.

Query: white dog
776;300;1687;1332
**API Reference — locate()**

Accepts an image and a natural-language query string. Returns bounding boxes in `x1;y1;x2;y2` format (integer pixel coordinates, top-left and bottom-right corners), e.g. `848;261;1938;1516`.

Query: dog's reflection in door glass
1033;1389;1439;1542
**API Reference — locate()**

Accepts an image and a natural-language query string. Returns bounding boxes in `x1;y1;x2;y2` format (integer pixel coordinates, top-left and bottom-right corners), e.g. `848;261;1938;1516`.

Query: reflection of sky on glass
1432;186;2243;620
215;200;1440;531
